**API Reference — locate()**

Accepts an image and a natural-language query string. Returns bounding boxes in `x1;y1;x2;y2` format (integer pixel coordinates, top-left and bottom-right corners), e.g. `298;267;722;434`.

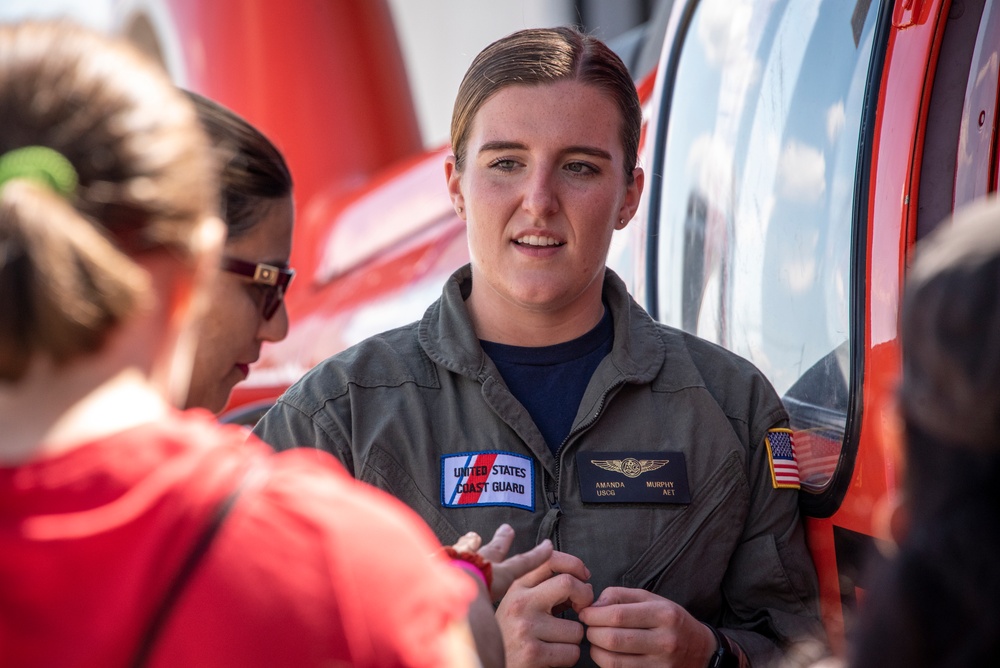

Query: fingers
588;639;663;667
477;523;515;563
499;539;553;578
564;574;597;614
513;555;593;614
579;590;667;629
452;531;483;553
515;560;563;590
516;642;581;668
585;612;716;667
497;582;590;667
579;589;711;665
501;630;583;668
587;625;663;656
515;552;585;589
588;586;656;608
489;539;554;600
469;526;589;585
546;549;591;583
474;523;587;603
509;560;595;614
492;544;596;668
499;602;588;646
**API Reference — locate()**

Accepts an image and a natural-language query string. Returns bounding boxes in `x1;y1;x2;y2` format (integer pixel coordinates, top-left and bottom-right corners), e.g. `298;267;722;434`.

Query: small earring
458;206;464;214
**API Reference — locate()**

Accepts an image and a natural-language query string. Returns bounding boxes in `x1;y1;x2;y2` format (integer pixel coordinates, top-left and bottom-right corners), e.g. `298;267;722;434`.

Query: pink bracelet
442;545;493;591
450;558;489;589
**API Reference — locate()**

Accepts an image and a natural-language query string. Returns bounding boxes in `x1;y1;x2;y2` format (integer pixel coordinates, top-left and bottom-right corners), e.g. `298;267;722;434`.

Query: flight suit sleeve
718;412;827;664
252;395;357;475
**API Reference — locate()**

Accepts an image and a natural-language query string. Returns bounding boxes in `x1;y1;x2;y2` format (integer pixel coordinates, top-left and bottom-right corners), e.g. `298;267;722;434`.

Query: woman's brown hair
185;91;292;239
450;26;641;181
0;21;217;381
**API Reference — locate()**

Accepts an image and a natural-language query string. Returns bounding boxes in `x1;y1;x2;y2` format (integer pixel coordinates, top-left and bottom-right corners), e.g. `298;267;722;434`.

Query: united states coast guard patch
765;428;800;489
441;451;534;511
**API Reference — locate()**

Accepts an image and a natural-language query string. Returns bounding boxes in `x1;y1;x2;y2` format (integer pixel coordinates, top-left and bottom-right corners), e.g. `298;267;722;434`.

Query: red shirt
0;409;474;667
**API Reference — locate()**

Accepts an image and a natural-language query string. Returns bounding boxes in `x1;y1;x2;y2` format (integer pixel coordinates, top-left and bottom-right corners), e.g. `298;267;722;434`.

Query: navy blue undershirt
480;307;614;455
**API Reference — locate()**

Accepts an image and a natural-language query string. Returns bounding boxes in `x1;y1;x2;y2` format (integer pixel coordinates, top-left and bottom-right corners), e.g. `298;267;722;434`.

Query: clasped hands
451;525;717;668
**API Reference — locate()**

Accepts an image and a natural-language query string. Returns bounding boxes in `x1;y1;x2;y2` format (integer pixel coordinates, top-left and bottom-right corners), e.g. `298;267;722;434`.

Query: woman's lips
235;363;250;379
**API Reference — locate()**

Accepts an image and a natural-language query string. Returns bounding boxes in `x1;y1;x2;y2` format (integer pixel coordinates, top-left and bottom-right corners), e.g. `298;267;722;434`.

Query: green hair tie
0;146;78;198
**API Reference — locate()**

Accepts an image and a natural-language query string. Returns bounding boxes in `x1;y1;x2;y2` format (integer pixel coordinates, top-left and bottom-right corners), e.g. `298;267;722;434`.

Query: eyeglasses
221;257;295;320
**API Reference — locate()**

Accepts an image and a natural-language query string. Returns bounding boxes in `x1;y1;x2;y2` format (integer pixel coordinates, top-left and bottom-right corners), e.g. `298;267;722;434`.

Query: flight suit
255;265;825;666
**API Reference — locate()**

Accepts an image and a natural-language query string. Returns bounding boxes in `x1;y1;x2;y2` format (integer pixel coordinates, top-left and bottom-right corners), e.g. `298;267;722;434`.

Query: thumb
503;539;554;578
452;531;483;553
592;586;654;607
591;587;629;608
478;523;516;563
489;539;554;600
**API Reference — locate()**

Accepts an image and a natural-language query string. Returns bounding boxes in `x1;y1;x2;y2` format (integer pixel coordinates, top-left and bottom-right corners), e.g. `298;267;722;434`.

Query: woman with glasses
184;91;295;413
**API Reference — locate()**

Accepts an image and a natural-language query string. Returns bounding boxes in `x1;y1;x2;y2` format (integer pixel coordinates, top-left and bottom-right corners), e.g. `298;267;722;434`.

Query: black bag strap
130;465;257;668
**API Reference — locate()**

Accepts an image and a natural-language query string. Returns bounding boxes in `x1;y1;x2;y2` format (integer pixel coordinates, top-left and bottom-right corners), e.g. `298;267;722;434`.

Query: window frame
642;0;895;517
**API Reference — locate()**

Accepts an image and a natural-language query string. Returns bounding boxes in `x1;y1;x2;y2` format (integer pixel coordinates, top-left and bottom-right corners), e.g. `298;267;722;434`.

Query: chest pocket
621;451;748;615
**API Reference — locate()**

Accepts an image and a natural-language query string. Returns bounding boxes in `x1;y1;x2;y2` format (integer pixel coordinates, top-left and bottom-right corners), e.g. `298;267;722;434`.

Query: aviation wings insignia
591;457;670;478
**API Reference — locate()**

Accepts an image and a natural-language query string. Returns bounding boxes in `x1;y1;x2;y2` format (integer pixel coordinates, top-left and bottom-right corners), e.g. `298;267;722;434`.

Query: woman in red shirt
0;20;521;668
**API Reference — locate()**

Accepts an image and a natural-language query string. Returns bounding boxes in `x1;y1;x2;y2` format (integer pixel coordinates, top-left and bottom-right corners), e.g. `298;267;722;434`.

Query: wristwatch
705;624;740;668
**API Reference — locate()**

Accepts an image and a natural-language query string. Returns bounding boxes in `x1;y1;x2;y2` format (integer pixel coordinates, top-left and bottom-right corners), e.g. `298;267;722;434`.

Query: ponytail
0;21;218;382
0;172;150;382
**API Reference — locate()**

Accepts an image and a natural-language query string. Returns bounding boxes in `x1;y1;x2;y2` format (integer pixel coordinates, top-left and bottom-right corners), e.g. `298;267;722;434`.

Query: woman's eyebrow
478;140;528;154
563;145;612;161
478;140;612;161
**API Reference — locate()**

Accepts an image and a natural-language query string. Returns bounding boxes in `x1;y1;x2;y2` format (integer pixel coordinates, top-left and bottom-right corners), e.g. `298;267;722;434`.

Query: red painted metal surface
149;0;423;281
803;0;950;651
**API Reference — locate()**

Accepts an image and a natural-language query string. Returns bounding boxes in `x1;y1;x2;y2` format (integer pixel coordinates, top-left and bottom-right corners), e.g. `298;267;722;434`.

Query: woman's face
185;195;293;413
446;79;642;335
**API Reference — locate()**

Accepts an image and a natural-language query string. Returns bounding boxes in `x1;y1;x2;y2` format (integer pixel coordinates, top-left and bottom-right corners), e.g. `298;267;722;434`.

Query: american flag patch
765;428;800;489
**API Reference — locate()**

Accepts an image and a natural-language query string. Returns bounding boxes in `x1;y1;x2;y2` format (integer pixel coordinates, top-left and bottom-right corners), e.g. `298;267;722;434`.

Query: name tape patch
577;451;691;504
441;451;534;511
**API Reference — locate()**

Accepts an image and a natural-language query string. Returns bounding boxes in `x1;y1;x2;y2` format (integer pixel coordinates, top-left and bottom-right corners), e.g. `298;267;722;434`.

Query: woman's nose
259;303;289;342
521;169;558;219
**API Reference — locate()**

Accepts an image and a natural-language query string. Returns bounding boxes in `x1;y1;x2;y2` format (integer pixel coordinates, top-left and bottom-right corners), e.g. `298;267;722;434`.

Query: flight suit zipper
545;378;626;550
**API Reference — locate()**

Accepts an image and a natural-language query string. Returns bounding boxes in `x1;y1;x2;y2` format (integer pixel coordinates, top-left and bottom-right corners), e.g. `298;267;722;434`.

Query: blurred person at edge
844;197;1000;668
182;90;294;414
0;20;552;668
255;26;826;668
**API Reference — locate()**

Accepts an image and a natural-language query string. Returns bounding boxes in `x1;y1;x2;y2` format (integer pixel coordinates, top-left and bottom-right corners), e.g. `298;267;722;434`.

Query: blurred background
0;0;654;148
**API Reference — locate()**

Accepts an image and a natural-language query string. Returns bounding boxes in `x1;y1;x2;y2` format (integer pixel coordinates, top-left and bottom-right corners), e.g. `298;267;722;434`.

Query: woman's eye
488;158;518;171
248;283;268;307
566;161;598;175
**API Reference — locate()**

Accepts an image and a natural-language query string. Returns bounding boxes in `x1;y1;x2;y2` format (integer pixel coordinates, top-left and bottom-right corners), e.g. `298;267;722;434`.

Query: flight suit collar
418;263;666;387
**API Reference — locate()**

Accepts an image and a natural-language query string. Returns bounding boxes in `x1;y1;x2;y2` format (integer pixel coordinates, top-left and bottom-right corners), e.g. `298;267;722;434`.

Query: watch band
704;623;740;668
